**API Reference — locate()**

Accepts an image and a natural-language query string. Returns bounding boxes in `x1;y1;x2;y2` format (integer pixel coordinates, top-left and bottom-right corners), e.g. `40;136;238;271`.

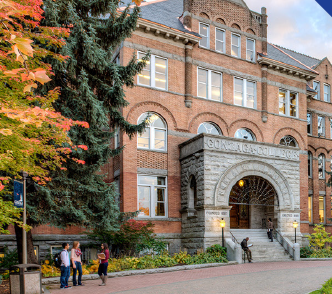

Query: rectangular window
114;126;120;149
324;84;330;102
199;23;209;48
307;113;312;134
278;89;298;118
137;52;167;90
246;38;255;62
308;152;312;178
319;196;325;223
197;68;222;101
318;116;325;137
51;246;63;256
308;196;313;224
215;28;225;53
330;118;332;139
231;34;241;58
313;81;320;100
234;77;256;108
138;175;167;218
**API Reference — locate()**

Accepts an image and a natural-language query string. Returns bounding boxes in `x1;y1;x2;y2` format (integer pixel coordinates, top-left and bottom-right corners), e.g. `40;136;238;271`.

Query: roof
265;44;319;74
121;0;199;36
121;0;324;74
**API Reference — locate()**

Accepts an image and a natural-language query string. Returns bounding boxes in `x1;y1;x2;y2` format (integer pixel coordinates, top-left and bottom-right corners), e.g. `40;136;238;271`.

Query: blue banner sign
13;180;23;208
316;0;332;17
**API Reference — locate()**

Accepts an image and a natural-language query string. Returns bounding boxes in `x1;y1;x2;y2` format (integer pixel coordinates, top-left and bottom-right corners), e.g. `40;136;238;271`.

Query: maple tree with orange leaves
0;0;89;187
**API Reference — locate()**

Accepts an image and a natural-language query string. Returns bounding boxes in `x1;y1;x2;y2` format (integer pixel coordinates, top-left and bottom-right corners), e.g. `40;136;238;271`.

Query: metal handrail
274;230;294;258
230;231;240;244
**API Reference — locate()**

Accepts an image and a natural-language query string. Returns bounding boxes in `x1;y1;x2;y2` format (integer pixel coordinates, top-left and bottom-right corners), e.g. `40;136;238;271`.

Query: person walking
267;218;274;242
241;237;253;263
71;241;84;286
98;243;109;286
60;243;71;289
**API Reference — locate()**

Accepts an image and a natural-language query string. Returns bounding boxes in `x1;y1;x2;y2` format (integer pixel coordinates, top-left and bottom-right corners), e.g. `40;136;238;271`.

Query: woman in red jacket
97;243;109;286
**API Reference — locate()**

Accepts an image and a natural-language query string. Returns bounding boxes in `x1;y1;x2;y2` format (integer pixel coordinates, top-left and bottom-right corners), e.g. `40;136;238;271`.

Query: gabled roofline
312;57;332;70
257;55;318;81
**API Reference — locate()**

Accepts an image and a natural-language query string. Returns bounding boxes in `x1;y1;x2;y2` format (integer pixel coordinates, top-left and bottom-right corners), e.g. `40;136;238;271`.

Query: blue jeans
98;262;108;276
73;261;82;286
60;266;70;288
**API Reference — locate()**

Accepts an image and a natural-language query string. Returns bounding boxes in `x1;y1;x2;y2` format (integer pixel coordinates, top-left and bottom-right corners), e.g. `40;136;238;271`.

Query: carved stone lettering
204;137;299;160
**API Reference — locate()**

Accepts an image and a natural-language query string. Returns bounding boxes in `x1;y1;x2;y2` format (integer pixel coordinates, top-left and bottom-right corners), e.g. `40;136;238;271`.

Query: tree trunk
14;221;38;264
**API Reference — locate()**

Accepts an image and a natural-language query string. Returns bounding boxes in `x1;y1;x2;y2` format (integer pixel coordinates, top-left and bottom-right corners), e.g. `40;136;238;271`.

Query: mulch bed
0;280;9;294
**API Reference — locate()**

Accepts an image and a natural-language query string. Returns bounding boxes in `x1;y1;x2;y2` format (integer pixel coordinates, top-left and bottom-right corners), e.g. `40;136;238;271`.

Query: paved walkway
47;260;332;294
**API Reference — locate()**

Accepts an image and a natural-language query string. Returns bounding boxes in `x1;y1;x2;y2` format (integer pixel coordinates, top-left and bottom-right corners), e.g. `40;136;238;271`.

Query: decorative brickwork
137;150;168;170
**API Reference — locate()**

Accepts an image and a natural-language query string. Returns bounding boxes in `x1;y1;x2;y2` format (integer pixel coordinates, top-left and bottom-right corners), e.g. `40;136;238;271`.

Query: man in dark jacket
267;218;274;242
241;237;252;262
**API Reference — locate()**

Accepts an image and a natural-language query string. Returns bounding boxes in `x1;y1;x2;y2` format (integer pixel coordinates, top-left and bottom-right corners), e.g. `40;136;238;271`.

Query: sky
245;0;332;61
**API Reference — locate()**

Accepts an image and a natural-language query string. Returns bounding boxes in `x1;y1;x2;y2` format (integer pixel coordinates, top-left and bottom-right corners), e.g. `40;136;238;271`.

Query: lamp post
220;218;226;247
293;220;298;244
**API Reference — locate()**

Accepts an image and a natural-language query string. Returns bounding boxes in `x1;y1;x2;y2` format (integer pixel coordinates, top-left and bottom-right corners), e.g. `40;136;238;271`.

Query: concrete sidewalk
47;260;332;294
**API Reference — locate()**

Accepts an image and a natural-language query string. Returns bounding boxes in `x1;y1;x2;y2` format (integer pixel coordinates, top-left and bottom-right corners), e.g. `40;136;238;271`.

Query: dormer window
313;81;320;100
199;23;210;49
246;38;255;62
231;34;241;58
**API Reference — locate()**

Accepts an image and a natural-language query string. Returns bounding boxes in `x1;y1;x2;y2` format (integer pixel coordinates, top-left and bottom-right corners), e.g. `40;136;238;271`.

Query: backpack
54;250;64;268
240;240;246;249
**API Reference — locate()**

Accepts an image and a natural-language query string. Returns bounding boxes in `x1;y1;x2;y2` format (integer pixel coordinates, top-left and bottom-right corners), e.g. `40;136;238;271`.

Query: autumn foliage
0;0;89;187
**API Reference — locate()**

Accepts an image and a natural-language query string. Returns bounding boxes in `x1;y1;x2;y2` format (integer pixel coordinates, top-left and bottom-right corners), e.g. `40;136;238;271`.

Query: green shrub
206;245;227;257
309;225;332;250
300;246;314;258
310;277;332;293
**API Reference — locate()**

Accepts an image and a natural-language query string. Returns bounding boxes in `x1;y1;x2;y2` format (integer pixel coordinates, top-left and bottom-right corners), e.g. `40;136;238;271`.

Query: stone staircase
230;229;293;262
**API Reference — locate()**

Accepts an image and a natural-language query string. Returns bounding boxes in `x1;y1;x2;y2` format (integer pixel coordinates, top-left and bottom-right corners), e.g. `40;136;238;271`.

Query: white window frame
197;67;222;101
324;83;330;102
137;113;167;152
278;89;298;118
231;33;241;58
234;77;256;108
246;38;255;62
137;52;168;90
137;175;168;218
114;126;120;149
199;22;210;49
215;28;225;53
318;116;325;137
313;81;320;100
330;118;332;139
318;153;325;179
307;112;312;135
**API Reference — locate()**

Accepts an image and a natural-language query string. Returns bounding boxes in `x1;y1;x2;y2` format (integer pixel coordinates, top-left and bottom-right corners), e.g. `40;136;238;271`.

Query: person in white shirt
60;243;71;289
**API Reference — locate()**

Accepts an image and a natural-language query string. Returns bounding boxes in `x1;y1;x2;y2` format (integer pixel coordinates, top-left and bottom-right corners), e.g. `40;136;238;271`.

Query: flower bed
42;247;227;278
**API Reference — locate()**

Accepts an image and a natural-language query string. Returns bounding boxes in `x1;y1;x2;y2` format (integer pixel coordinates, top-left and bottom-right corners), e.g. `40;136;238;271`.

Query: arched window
235;128;256;141
279;135;298;147
137;113;167;151
318;153;325;179
197;122;222;135
308;151;313;178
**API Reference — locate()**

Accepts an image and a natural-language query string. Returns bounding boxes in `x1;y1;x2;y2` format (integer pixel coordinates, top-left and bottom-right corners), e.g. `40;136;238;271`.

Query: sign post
14;172;28;265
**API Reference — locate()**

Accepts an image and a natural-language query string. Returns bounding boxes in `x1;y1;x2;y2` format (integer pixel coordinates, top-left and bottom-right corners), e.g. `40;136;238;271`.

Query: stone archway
229;175;278;229
214;160;294;211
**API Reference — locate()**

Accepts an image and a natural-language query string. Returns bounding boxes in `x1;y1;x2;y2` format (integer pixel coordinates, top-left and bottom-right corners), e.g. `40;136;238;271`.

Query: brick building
1;0;331;259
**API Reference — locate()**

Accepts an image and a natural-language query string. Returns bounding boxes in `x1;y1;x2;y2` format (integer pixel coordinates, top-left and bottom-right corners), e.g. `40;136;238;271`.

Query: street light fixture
220;218;226;247
293;220;298;243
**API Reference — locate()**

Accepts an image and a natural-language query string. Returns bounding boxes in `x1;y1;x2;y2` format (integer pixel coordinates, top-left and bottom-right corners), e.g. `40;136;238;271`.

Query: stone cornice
258;56;318;81
136;18;200;45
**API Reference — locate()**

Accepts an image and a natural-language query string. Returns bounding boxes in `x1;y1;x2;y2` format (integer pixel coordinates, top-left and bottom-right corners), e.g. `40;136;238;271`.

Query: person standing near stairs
98;243;109;286
267;218;274;242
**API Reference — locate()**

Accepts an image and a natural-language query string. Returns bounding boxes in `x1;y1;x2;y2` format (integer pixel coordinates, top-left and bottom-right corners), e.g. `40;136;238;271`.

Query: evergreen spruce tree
24;0;148;255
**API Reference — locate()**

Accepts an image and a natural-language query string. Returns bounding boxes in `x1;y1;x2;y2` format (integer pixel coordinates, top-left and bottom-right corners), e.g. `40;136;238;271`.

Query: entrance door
230;204;249;229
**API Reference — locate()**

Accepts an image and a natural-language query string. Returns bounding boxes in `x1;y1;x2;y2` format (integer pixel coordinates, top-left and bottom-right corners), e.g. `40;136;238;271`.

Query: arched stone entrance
179;134;302;252
229;176;278;229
